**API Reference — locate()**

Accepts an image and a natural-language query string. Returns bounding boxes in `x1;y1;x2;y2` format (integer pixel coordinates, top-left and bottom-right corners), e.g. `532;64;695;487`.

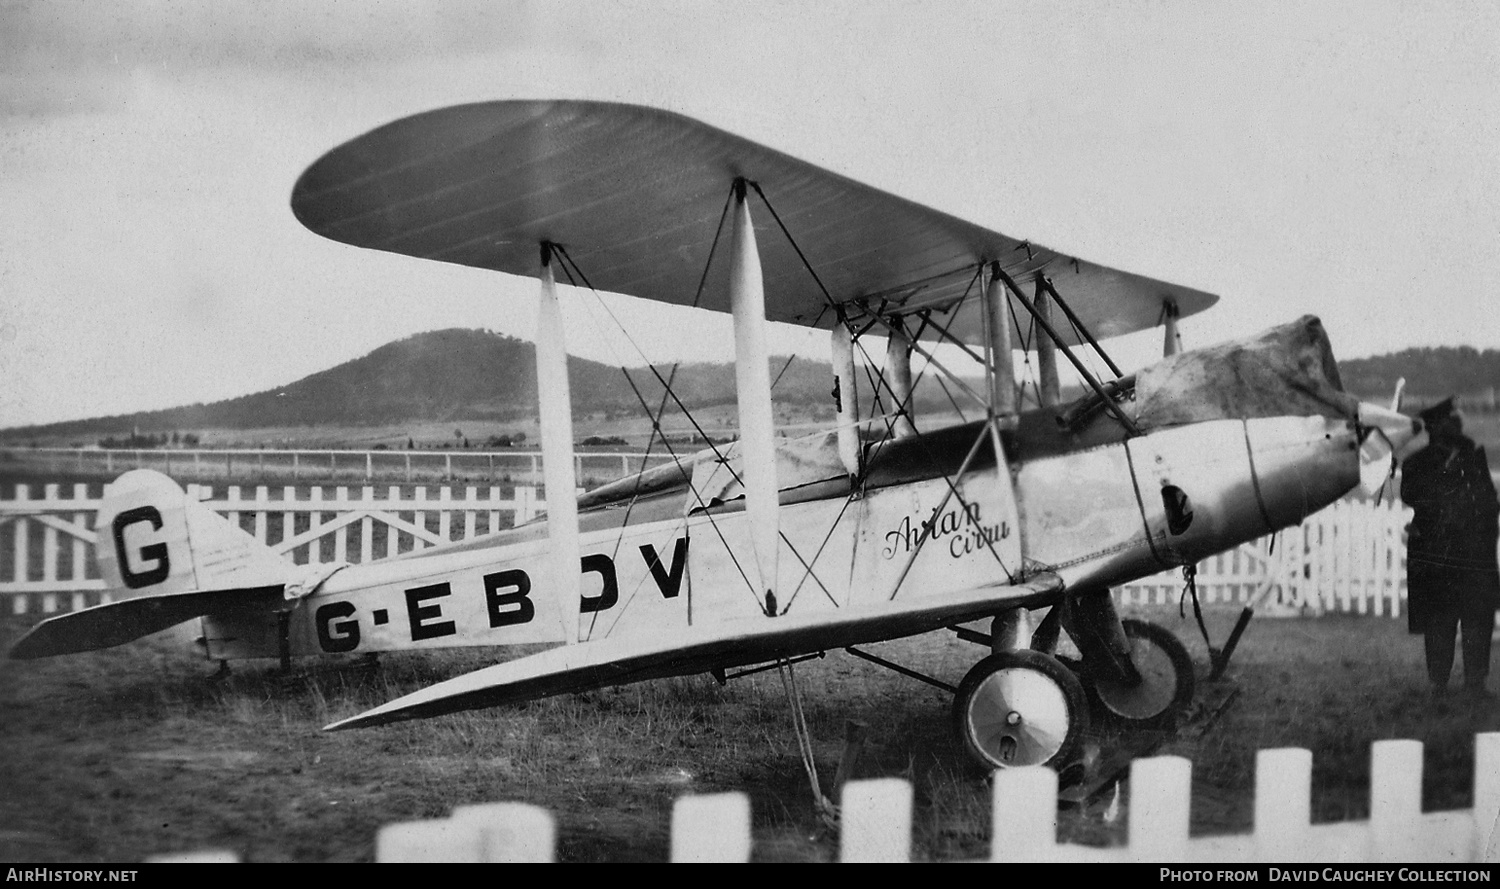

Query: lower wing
324;573;1062;730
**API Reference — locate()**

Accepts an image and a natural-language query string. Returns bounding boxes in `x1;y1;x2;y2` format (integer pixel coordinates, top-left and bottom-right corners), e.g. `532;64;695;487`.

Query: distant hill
1338;346;1500;407
2;328;968;442
12;332;1495;444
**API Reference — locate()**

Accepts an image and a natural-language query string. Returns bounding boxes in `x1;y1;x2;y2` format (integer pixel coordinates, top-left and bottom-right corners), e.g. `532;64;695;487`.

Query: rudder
97;470;292;600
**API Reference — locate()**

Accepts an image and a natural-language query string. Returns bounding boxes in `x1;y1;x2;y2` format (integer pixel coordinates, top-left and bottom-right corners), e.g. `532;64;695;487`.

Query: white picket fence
0;482;546;615
0;482;1417;617
1119;498;1416;618
146;733;1500;862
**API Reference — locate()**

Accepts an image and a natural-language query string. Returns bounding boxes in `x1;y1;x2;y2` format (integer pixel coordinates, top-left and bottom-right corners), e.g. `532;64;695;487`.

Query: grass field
1;604;1496;862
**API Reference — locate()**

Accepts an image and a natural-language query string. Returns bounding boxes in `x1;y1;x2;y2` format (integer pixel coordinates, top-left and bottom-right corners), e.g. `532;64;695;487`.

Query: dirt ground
1;604;1497;862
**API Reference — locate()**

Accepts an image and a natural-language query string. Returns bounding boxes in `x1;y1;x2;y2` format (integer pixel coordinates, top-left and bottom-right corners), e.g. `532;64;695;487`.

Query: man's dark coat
1401;436;1500;634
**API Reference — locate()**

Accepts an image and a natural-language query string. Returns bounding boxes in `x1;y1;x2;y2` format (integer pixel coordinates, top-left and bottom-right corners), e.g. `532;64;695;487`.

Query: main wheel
1086;618;1195;729
953;649;1088;770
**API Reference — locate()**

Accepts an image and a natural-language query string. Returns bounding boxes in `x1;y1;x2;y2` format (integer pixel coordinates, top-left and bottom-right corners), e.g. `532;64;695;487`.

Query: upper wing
324;573;1061;730
291;100;1215;345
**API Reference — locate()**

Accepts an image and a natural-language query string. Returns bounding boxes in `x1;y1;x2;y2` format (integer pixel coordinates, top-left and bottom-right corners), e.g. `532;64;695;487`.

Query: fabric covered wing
291;100;1215;346
325;573;1062;730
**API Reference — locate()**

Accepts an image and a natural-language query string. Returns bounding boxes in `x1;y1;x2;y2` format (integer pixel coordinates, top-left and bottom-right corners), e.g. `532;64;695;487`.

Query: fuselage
200;405;1365;661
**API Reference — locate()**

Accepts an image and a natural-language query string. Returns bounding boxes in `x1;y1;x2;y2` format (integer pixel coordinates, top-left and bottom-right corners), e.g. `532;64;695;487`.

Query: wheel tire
1086;619;1196;729
952;649;1088;771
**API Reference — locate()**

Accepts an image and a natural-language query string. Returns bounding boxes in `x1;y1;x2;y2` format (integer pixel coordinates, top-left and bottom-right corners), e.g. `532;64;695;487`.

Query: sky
2;0;1498;428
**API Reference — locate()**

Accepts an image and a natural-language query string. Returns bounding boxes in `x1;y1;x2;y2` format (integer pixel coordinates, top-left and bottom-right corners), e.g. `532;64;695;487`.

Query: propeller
1356;379;1426;499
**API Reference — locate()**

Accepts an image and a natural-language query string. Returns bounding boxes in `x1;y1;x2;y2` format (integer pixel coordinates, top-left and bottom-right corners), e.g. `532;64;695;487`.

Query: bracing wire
742;181;999;607
547;207;773;615
777;660;834;821
1061;299;1105;395
837;318;1017;587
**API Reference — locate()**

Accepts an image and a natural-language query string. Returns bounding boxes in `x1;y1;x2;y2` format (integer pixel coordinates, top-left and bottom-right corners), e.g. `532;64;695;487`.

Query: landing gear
953;649;1088;770
1085;618;1195;729
948;599;1198;772
276;611;293;673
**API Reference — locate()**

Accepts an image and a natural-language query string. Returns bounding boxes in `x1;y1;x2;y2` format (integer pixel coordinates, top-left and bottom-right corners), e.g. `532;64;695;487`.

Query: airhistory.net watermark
5;871;137;882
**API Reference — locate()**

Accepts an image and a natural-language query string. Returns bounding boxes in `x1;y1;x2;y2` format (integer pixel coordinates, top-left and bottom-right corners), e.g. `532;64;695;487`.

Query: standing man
1401;398;1500;700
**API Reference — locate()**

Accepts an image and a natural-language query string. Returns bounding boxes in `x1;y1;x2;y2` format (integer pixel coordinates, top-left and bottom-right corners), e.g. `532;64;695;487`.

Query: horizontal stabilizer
8;585;286;660
325;573;1062;731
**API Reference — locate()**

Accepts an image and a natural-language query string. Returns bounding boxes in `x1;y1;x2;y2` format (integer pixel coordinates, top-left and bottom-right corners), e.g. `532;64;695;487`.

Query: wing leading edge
291;100;1215;346
324;573;1062;731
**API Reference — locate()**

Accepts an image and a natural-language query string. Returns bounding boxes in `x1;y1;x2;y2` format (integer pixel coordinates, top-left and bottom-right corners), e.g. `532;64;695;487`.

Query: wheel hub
1094;640;1178;718
1088;619;1195;727
953;649;1087;770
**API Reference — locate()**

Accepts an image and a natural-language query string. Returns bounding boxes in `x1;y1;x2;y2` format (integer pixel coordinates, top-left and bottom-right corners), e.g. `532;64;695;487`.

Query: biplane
12;101;1426;775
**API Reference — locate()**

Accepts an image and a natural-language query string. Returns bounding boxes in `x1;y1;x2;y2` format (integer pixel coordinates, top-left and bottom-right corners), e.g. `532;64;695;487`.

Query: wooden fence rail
1;482;1418;618
1;446;677;485
0;482;544;615
145;733;1500;862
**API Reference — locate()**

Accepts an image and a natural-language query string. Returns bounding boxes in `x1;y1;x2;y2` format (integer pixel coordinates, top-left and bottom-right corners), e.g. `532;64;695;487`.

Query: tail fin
9;471;297;659
96;469;291;596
